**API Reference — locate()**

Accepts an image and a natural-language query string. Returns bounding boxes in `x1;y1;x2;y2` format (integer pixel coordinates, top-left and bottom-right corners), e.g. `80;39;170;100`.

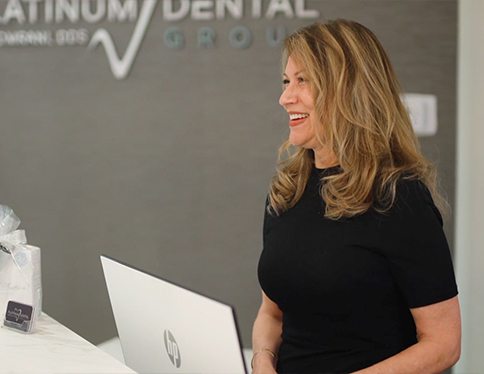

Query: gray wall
0;0;456;347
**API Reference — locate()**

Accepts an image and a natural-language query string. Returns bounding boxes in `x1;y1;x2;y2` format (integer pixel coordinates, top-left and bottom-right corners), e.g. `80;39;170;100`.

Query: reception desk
0;313;135;373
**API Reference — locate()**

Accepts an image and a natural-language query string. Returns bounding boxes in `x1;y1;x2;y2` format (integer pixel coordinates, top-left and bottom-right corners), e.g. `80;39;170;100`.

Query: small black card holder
4;300;35;333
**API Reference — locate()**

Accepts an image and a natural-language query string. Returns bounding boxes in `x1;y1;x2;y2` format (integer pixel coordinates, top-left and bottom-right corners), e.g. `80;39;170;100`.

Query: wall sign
0;0;319;79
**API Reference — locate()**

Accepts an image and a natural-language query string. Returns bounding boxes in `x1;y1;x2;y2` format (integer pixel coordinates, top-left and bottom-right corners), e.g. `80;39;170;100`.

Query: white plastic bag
0;205;42;319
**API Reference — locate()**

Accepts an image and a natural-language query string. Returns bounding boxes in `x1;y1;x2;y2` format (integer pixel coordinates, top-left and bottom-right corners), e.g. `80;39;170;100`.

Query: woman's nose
279;85;297;107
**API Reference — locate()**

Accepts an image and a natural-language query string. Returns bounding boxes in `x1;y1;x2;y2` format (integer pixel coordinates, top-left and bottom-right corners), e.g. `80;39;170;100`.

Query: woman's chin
288;135;312;148
288;125;316;148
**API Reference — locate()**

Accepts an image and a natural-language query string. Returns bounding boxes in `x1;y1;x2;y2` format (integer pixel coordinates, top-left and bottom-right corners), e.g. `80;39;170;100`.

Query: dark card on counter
4;300;34;333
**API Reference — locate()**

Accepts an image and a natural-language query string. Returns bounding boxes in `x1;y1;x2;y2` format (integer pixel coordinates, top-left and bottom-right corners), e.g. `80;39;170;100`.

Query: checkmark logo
88;0;157;79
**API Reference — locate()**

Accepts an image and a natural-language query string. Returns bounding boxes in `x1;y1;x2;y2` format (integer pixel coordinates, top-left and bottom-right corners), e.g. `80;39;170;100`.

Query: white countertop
0;313;136;373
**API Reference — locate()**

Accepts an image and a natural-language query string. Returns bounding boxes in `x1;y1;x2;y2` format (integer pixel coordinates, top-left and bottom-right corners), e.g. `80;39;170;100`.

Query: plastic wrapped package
0;205;42;320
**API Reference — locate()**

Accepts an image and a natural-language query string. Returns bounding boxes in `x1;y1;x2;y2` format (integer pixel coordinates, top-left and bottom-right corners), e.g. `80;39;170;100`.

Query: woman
252;20;461;373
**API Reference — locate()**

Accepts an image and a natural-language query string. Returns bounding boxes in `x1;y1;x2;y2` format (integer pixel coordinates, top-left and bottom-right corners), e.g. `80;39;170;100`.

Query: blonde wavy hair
269;20;445;219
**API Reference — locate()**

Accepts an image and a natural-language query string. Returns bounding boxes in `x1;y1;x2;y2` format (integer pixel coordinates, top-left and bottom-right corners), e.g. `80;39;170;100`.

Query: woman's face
279;56;320;149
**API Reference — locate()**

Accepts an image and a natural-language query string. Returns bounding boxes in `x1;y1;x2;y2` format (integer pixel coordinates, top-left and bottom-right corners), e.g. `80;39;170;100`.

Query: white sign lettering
0;0;139;24
107;0;137;22
266;0;294;19
0;0;320;23
192;0;215;21
80;0;105;23
0;0;320;79
217;0;243;19
162;0;189;21
2;0;26;24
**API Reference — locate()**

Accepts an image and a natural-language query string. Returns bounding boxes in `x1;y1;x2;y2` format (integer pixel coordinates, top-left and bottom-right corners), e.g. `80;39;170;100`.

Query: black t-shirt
258;166;458;373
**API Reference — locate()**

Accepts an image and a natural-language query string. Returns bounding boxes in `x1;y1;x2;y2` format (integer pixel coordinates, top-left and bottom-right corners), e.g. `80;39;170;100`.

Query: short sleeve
381;179;458;308
262;197;271;240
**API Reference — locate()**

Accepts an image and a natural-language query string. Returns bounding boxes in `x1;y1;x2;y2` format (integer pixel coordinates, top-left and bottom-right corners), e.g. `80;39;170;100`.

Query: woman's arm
252;291;283;374
353;296;461;374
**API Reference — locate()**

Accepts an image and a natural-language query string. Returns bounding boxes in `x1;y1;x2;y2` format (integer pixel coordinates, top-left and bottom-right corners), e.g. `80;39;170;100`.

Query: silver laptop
100;255;248;374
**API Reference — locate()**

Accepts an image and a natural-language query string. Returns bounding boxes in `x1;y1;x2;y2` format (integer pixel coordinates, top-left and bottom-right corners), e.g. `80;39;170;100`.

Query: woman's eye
282;79;290;85
297;77;306;84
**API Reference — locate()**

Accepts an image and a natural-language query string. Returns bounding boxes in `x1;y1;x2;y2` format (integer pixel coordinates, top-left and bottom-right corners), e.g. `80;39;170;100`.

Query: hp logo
163;330;181;368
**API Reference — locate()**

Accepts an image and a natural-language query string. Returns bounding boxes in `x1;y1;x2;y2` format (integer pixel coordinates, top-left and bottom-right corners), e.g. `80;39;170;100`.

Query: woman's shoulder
389;176;443;226
395;176;432;203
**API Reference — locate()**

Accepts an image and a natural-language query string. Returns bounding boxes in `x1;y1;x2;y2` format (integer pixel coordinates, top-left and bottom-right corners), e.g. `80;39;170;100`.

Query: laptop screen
100;255;247;374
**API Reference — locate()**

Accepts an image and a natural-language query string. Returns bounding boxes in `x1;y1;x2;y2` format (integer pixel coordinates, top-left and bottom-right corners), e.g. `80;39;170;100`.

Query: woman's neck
313;147;338;169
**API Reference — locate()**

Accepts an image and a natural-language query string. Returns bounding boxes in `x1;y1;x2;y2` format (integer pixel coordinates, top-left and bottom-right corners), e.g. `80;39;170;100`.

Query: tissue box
0;244;42;318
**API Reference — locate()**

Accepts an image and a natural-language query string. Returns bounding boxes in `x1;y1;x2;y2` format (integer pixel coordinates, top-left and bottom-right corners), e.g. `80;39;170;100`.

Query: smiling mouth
289;113;309;121
289;113;309;127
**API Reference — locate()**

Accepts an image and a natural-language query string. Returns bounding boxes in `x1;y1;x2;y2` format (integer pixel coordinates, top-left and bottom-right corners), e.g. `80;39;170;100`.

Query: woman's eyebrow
283;71;304;77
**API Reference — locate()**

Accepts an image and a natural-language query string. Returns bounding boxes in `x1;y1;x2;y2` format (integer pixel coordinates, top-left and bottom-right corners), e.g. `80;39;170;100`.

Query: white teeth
289;113;309;120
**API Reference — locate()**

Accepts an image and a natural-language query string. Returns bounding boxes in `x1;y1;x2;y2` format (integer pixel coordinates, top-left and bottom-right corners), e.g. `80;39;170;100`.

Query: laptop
100;255;248;374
